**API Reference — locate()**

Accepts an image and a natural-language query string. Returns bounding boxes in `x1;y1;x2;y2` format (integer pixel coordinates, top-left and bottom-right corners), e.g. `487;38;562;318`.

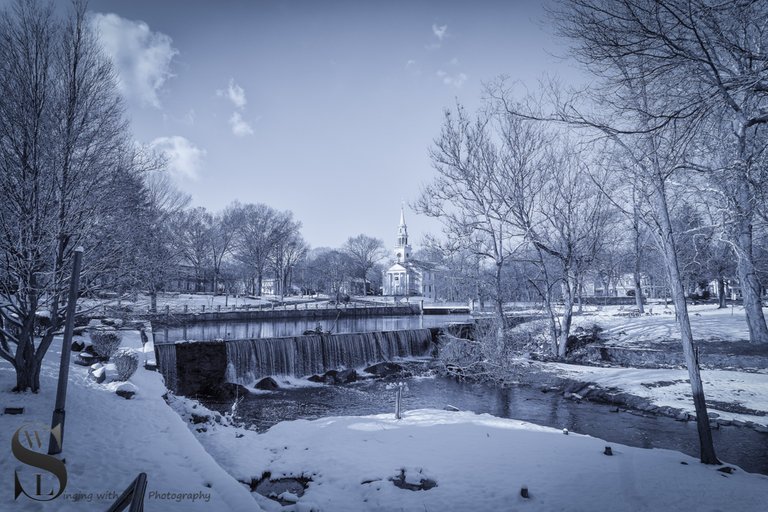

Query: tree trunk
13;332;41;392
150;290;158;314
558;275;575;359
653;183;720;465
717;276;727;309
494;262;505;328
632;200;645;313
734;225;768;342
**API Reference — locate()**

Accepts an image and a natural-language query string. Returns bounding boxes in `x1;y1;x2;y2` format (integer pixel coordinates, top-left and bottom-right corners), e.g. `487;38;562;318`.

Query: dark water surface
154;314;471;343
203;371;768;475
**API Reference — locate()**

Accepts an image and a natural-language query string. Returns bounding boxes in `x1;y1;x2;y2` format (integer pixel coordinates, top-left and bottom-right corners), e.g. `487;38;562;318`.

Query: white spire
399;202;406;227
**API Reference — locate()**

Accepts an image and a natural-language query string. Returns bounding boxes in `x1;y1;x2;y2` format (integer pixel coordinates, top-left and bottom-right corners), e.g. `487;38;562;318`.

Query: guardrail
106;472;147;512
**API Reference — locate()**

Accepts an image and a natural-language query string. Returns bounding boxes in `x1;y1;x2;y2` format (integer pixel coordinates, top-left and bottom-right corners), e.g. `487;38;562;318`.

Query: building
382;207;439;299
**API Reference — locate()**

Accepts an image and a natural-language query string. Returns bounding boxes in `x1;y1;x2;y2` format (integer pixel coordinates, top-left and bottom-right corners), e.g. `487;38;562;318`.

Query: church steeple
394;204;411;263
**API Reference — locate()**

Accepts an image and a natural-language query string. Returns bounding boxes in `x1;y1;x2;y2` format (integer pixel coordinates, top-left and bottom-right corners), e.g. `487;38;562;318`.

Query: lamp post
49;247;84;455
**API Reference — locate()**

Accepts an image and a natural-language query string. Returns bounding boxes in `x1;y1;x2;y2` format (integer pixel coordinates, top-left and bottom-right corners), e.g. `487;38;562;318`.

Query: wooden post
48;247;84;455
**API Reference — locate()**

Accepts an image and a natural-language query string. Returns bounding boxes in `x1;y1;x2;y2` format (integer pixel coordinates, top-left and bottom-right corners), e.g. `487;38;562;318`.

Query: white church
382;207;439;299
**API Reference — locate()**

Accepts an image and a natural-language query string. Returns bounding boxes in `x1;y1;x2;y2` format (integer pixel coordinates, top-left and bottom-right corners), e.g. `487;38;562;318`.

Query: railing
107;472;147;512
117;301;416;316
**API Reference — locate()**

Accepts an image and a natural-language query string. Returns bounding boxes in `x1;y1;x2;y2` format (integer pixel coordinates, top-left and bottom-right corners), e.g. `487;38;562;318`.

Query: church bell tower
394;205;411;263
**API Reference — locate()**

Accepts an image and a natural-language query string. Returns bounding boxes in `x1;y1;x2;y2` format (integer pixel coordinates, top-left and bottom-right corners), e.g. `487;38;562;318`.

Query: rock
73;326;87;336
115;382;138;400
255;377;280;390
335;369;358;384
74;353;95;366
90;366;106;384
191;413;210;424
389;469;437;491
71;339;85;352
307;374;324;383
322;370;339;384
101;318;123;328
211;382;249;400
364;362;403;378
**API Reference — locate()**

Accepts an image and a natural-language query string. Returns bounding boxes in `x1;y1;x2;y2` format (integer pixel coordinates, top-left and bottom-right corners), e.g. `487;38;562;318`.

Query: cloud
216;79;247;109
449;57;460;66
437;70;468;88
151;136;206;181
432;24;448;41
91;13;178;108
229;112;254;137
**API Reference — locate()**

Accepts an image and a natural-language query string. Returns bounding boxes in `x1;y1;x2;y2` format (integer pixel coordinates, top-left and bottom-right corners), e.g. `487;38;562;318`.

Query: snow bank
0;330;260;511
542;362;768;427
183;407;768;512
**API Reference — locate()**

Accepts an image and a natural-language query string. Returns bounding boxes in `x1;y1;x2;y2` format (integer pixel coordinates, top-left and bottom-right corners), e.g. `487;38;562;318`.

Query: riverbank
171;398;768;511
0;330;261;511
498;359;768;431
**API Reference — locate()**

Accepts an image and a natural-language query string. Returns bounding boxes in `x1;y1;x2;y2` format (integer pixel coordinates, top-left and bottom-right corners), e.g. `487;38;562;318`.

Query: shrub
89;328;122;359
113;349;139;381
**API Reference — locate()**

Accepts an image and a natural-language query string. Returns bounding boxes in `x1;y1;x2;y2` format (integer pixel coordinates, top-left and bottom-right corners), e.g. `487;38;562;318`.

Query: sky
34;0;585;250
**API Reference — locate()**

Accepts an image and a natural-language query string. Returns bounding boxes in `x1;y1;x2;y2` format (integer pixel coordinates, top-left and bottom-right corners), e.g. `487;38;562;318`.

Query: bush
89;328;122;359
112;349;139;381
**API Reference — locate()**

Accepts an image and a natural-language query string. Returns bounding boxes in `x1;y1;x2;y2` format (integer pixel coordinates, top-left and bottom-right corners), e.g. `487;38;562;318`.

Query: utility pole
49;247;84;455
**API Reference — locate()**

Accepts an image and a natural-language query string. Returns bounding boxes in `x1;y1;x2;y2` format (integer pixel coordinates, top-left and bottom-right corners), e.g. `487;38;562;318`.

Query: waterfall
225;328;433;385
155;343;178;391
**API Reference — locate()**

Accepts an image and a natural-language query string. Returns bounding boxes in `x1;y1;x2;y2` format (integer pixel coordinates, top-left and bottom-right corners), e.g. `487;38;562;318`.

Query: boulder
71;339;85;352
211;382;249;400
90;366;106;384
335;369;358;384
307;374;324;383
115;382;138;400
75;352;96;366
191;413;210;424
255;377;280;390
73;326;87;336
364;362;403;378
322;370;339;384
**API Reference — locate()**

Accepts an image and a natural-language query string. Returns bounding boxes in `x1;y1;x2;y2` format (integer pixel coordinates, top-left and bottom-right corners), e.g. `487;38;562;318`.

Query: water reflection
202;374;768;475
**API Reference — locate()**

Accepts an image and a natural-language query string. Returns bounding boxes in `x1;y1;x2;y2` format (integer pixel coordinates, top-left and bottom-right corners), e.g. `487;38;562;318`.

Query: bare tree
557;0;768;343
209;203;241;294
416;104;527;323
343;234;386;292
176;207;213;291
0;0;133;391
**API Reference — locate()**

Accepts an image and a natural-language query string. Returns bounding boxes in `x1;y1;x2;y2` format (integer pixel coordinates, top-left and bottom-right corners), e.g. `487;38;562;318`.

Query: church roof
387;263;407;272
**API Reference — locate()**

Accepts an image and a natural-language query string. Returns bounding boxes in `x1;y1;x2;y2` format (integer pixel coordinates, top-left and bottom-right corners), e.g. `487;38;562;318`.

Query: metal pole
49;247;84;455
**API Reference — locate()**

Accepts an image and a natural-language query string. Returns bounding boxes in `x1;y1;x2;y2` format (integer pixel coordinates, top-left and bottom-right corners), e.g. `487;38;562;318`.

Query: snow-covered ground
175;404;768;512
3;305;767;511
537;362;768;428
0;331;260;511
570;303;768;345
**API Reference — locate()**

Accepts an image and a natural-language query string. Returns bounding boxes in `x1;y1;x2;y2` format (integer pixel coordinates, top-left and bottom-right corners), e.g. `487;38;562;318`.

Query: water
153;314;471;344
225;330;433;384
202;371;768;475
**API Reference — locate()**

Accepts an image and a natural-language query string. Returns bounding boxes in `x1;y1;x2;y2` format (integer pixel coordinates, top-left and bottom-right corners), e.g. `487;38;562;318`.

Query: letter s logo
11;424;67;501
